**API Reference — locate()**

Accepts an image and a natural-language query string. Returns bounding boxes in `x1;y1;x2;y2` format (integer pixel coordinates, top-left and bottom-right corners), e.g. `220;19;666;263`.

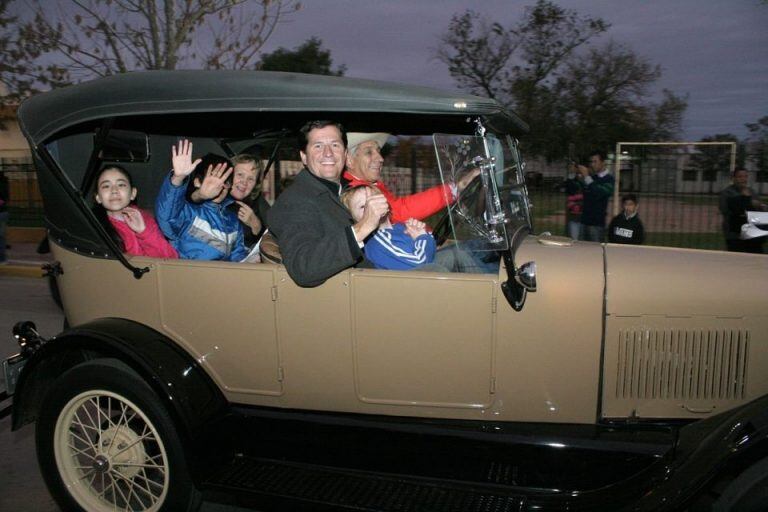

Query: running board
203;454;528;512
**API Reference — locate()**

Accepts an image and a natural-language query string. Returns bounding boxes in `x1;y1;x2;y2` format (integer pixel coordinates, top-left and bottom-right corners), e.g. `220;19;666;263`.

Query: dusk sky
260;0;767;141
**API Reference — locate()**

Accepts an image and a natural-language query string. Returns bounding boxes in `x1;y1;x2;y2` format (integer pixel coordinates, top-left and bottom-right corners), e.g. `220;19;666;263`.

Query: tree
0;0;70;127
554;42;688;159
15;0;300;84
258;37;345;76
435;1;687;160
746;115;768;181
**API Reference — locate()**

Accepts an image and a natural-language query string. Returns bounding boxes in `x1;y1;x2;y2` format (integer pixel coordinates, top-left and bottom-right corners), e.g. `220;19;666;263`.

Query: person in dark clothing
719;168;767;253
267;120;389;287
564;166;584;240
608;194;645;245
577;150;614;242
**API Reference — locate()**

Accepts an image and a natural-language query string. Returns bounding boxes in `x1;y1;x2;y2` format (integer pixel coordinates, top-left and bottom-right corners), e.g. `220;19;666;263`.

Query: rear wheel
36;360;201;512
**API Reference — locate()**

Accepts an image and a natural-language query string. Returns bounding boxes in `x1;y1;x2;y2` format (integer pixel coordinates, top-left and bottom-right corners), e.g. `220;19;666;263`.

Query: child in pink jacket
93;165;178;258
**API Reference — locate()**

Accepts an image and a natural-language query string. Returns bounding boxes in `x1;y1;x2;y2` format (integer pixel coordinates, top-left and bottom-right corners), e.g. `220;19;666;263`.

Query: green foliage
436;0;688;160
258;37;345;76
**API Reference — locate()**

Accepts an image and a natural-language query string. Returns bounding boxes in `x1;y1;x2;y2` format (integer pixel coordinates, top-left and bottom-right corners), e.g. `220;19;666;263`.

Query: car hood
605;244;767;318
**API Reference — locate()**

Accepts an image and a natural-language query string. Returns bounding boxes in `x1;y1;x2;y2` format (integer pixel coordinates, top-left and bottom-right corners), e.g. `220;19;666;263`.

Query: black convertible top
18;70;528;144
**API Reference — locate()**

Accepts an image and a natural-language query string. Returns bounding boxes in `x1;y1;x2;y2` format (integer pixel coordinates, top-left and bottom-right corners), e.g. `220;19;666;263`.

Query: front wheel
36;360;201;512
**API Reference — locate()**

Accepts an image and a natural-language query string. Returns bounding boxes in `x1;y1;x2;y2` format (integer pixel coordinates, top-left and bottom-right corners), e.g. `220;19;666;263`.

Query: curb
0;263;46;279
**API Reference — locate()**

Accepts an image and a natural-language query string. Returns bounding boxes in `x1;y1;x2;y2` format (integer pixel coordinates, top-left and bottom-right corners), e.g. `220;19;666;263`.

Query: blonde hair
341;185;379;211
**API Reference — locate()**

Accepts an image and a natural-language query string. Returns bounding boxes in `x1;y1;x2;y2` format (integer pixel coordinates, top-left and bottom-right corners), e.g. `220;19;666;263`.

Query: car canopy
18;70;528;145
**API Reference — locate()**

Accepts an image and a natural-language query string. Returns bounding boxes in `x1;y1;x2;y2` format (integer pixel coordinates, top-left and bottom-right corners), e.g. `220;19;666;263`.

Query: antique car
2;71;767;512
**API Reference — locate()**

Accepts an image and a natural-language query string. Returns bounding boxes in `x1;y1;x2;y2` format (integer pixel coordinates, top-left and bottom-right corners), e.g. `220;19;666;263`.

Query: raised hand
171;139;202;186
235;201;262;234
457;167;481;193
197;163;233;201
121;207;146;234
404;218;427;239
353;188;390;242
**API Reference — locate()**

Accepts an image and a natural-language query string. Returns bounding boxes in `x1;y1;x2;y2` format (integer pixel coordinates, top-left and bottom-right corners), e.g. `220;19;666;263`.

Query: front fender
11;317;228;454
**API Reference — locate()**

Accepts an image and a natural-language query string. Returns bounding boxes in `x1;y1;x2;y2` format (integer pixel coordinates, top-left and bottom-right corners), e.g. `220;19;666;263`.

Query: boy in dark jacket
608;194;645;245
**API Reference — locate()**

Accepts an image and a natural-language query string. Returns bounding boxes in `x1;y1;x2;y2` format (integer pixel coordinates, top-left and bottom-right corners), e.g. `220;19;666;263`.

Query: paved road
0;276;250;512
0;276;63;511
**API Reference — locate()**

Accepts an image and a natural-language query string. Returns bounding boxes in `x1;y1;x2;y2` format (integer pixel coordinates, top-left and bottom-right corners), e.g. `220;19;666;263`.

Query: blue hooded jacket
155;174;247;261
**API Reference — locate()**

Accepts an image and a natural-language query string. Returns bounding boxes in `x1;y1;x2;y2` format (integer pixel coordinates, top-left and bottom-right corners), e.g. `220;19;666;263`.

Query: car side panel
603;244;768;419
493;237;606;424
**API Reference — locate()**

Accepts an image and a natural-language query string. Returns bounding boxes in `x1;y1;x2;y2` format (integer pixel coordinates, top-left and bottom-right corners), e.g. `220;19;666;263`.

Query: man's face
300;125;346;182
230;162;258;200
346;140;384;182
590;154;605;173
733;170;748;187
622;199;637;216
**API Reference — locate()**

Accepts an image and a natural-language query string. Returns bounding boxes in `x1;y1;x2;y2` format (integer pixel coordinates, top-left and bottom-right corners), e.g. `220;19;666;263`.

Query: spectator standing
719;168;767;253
0;170;8;264
564;164;584;240
608;194;645;245
578;150;615;242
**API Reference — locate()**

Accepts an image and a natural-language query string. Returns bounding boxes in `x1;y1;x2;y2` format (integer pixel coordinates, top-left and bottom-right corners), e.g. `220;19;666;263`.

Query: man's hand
404;218;427;239
197;163;233;201
235;201;262;234
121;207;146;234
577;164;590;177
457;167;481;193
352;189;389;242
171;139;202;186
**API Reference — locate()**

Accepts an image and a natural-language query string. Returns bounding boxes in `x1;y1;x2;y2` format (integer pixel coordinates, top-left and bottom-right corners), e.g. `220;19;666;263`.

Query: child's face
95;169;136;212
623;200;637;216
230;162;258;200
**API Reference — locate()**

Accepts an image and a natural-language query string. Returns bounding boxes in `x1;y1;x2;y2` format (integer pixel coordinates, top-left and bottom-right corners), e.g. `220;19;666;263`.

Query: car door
349;269;498;410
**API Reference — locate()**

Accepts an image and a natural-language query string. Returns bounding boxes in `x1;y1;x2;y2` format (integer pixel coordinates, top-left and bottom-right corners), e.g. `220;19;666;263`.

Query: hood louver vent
615;328;749;400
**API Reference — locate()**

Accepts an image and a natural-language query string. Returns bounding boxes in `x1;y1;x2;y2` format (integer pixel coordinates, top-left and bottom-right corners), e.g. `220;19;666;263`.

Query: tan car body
54;232;768;426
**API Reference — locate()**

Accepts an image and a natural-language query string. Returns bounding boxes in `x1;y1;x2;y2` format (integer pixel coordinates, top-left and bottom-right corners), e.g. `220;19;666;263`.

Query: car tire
35;359;202;512
711;454;768;512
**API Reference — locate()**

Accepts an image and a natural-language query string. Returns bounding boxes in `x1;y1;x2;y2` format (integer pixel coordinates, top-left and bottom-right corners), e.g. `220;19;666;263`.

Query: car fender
11;317;228;477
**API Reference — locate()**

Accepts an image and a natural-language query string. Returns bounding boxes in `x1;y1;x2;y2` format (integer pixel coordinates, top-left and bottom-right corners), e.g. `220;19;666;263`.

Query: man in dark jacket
577;150;614;242
719;169;768;254
608;194;645;245
267;120;389;287
719;168;766;253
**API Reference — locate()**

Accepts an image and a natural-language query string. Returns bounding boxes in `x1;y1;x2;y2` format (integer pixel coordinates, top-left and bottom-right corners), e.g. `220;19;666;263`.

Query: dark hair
733;168;748;175
621;193;638;204
297;120;347;152
185;153;232;202
589;150;607;162
92;165;135;251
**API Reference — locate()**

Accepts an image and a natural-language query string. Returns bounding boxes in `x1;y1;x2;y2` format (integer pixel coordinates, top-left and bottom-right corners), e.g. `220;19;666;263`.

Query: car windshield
431;132;531;256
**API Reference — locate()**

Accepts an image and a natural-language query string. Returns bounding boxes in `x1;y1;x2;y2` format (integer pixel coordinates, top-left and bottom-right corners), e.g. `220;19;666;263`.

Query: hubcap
53;389;170;512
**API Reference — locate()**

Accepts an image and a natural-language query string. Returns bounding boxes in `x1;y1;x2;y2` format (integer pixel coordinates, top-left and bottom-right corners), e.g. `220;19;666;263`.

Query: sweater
581;172;615;227
608;213;645;245
364;223;436;270
108;208;178;258
342;171;453;223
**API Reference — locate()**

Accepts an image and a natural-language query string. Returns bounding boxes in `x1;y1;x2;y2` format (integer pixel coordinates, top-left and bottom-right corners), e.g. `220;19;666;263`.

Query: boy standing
608;194;645;245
